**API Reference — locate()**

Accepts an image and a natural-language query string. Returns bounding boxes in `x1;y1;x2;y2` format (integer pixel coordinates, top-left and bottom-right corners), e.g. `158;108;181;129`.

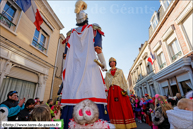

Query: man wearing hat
60;0;109;128
105;57;137;129
0;91;25;121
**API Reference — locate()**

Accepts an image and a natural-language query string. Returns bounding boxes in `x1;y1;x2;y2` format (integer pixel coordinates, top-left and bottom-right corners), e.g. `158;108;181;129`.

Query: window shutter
8;67;38;83
182;11;193;46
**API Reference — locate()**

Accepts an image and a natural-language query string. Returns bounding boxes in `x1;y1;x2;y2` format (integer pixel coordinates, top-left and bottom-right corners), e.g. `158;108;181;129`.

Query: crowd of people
129;91;193;129
0;90;193;129
0;91;64;129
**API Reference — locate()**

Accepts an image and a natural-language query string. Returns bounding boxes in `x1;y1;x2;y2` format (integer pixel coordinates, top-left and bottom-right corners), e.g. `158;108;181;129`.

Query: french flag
15;0;43;31
147;57;153;65
150;52;155;60
147;52;155;65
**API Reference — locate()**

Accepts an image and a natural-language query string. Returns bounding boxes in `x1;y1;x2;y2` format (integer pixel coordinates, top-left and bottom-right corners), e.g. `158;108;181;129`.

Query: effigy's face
110;61;115;67
81;5;85;10
73;99;99;125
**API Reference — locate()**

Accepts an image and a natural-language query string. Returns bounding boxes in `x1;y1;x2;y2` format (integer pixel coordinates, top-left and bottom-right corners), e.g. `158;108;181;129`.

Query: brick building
149;0;193;97
128;0;193;97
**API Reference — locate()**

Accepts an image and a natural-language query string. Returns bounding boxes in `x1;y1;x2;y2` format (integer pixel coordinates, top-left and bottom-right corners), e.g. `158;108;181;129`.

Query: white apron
61;25;107;105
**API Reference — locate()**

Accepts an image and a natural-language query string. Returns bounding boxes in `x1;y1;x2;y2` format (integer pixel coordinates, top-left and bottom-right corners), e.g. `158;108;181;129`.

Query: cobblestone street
136;121;151;129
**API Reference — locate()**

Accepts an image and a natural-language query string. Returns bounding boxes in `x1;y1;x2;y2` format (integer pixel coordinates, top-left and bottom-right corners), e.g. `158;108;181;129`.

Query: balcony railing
0;13;16;29
160;62;166;69
172;51;182;61
32;40;47;52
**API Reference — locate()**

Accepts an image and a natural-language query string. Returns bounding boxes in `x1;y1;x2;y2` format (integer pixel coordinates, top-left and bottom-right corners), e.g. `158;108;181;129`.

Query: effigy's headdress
109;57;116;63
75;0;88;26
109;57;117;67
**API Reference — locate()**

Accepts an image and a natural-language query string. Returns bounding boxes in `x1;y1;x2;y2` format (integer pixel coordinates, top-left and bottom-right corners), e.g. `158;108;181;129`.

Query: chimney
139;47;141;52
141;44;144;48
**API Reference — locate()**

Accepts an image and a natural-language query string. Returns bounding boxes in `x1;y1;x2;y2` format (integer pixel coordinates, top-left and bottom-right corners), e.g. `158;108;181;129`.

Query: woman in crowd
135;96;142;123
28;104;63;129
175;93;182;104
130;97;136;118
143;94;153;127
141;97;146;123
151;95;173;129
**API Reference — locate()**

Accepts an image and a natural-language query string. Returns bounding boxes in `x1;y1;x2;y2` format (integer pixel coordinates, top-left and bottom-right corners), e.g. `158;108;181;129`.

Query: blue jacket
0;99;24;121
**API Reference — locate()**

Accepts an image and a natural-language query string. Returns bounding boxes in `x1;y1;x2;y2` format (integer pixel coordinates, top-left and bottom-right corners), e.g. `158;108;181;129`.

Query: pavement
136;121;151;129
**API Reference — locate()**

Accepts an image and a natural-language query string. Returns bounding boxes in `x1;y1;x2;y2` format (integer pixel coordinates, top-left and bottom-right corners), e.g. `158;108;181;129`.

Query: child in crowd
177;98;193;111
34;99;40;107
135;96;142;123
143;94;153;127
140;97;145;123
141;97;147;123
151;95;172;129
130;98;135;118
46;99;54;117
166;98;193;129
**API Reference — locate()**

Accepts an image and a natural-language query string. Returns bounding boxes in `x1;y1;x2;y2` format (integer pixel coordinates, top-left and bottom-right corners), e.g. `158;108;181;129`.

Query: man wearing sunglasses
0;91;25;121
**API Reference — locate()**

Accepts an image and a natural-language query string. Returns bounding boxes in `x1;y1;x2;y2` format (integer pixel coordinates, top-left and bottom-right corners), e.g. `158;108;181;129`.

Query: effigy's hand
101;64;107;72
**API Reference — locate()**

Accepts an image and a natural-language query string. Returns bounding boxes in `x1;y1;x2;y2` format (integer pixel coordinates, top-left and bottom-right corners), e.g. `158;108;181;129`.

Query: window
146;64;150;73
33;29;39;42
140;64;143;76
162;0;171;10
32;29;49;53
40;34;46;49
168;39;182;61
0;77;36;103
138;68;141;79
2;2;16;21
145;58;150;74
135;71;138;82
0;0;22;33
157;52;166;69
152;16;158;29
155;47;166;70
1;1;16;28
181;11;193;48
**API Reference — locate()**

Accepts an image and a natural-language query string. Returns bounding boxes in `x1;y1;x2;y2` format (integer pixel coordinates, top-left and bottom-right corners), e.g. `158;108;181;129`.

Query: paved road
136;121;151;129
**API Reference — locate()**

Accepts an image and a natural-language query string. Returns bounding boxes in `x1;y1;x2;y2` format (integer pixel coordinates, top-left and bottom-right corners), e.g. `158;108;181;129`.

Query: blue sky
48;0;160;78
